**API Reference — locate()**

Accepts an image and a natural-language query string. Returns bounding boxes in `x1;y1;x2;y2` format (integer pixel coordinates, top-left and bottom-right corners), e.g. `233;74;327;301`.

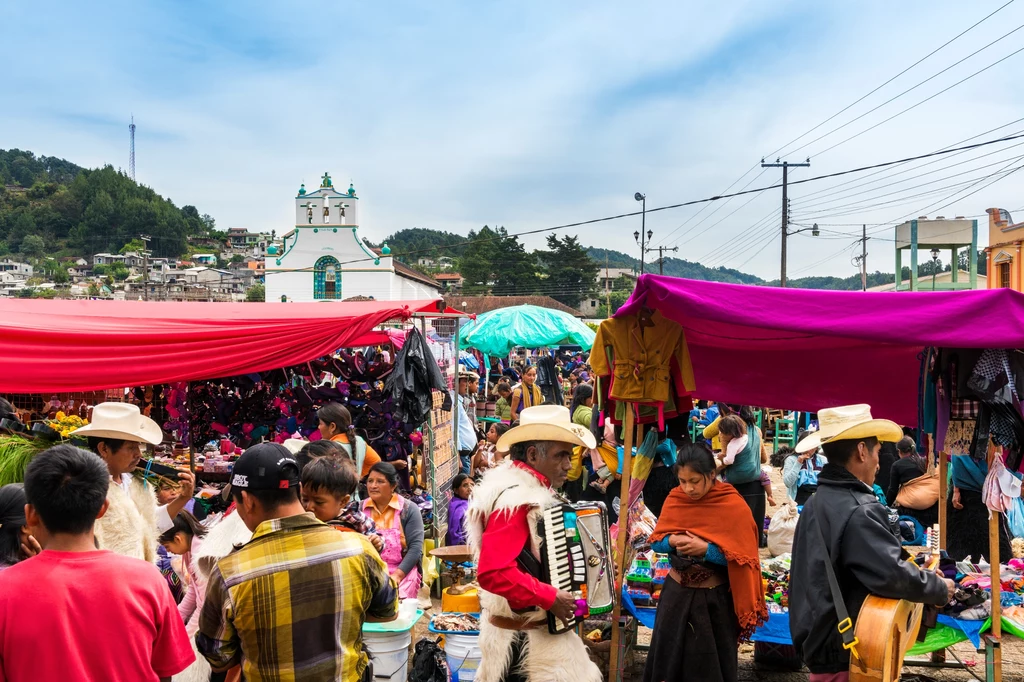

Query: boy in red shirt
0;444;194;682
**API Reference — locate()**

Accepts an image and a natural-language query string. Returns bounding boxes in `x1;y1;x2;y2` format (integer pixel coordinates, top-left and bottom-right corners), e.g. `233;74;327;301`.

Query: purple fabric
446;496;470;546
616;276;1024;427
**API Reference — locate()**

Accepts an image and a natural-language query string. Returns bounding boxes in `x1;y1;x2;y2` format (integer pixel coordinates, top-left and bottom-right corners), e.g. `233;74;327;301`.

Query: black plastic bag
385;327;451;425
408;637;450;682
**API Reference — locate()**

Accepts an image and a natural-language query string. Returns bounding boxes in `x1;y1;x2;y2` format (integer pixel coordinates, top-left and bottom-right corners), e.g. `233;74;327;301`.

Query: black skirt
643;578;739;682
732;478;766;536
946;488;1012;562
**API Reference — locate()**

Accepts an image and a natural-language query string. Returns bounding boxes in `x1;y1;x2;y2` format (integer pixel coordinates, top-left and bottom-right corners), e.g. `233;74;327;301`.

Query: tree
120;239;145;254
110;262;130;281
87;282;100;297
230;254;244;264
19;234;45;258
91;264;109;276
458;226;501;294
491;229;539;296
245;283;265;302
53;267;69;285
597;289;632;317
958;248;988;276
541;234;598;308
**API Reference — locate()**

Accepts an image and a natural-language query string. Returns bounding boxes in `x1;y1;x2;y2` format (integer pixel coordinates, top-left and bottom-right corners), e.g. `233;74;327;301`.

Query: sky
2;0;1024;281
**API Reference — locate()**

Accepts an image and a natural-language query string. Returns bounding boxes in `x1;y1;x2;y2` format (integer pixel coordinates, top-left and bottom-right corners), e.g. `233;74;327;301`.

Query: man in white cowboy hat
73;402;195;562
466;405;602;682
788;404;953;682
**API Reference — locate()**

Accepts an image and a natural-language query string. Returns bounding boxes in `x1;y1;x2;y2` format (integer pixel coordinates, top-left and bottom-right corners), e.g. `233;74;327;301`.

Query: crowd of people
0;356;990;682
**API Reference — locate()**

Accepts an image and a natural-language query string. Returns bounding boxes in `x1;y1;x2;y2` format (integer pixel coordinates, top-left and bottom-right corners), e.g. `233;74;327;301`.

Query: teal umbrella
459;305;595;356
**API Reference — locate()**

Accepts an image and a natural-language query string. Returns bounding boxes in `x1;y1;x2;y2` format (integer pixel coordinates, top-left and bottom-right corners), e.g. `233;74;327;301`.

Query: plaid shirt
196;512;398;682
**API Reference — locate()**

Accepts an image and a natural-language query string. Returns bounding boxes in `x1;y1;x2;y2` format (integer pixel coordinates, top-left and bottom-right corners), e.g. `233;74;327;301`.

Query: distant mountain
587;247;763;285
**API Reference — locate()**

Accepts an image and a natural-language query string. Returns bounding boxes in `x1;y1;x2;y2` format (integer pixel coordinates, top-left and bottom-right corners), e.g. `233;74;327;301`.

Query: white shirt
117;473;175;533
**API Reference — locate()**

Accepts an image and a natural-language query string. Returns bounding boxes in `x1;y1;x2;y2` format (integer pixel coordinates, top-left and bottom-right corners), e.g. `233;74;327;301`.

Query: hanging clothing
590;309;695;404
385;327;451;425
535;356;562;406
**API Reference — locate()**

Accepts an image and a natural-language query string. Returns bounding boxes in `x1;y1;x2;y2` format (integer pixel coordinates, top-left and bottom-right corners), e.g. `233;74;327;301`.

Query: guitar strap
812;512;861;662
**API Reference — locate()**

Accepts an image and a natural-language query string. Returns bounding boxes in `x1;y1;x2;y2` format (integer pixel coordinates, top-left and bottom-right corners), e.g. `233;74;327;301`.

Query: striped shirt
196;512;398;682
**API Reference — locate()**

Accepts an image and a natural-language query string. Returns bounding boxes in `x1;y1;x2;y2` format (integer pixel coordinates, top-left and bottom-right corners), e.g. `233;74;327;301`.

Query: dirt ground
410;463;1022;680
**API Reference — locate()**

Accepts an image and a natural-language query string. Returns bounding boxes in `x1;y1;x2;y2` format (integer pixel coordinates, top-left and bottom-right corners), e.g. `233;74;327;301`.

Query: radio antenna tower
129;116;136;181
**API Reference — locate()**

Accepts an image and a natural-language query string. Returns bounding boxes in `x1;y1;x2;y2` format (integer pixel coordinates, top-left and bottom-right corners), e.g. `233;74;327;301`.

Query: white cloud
2;0;1023;280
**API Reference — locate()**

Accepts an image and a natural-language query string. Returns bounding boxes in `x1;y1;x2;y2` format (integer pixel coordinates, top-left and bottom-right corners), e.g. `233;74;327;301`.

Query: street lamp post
634;192;647;274
931;247;940;291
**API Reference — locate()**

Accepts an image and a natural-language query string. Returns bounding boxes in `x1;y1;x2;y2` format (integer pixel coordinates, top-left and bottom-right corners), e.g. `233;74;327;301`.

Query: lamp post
931;247;940;291
634;192;649;274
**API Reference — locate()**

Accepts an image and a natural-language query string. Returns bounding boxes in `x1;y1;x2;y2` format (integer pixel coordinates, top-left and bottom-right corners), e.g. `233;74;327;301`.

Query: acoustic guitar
849;524;941;682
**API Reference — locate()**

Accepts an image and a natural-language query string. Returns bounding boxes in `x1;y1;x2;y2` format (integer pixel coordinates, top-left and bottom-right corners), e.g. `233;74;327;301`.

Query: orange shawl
649;482;768;638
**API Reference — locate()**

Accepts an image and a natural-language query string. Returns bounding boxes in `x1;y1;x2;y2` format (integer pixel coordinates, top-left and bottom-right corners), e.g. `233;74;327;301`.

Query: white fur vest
466;460;601;682
94;476;159;564
174;511;254;682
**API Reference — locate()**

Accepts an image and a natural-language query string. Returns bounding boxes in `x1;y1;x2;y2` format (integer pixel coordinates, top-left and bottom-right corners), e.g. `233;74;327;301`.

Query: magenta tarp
617;276;1024;426
0;299;445;393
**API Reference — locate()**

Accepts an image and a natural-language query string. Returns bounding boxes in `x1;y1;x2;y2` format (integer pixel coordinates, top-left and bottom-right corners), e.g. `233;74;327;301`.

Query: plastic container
444;633;481;681
363;608;423;682
428;615;482;681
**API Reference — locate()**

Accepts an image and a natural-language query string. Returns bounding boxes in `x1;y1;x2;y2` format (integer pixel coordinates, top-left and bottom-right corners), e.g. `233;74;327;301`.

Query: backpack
409;637;450;682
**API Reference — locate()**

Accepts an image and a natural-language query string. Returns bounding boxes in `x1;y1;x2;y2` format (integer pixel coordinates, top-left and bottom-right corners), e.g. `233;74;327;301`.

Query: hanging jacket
385;327;451;425
535;356;562;406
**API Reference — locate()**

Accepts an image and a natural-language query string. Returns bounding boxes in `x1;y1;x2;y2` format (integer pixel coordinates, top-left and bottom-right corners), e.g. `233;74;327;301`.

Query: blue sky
2;0;1023;280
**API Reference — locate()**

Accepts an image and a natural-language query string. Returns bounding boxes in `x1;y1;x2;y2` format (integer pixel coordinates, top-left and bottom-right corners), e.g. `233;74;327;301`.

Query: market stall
458;304;595;358
596;275;1024;681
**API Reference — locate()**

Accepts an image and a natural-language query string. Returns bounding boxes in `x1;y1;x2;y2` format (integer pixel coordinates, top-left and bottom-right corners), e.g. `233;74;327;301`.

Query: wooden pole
938;451;947;549
608;407;636;682
988;441;1002;682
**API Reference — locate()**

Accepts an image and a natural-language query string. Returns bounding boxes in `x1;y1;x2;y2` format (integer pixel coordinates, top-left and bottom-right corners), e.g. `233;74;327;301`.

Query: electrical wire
763;0;1018;160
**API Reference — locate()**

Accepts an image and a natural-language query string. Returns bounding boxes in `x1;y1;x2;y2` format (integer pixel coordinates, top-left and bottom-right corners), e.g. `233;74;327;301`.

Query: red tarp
0;298;451;393
617;275;1024;426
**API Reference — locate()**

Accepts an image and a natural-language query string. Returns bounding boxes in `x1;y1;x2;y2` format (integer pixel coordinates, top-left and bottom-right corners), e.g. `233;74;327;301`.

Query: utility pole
605;256;611;319
140;235;151;301
852;225;868;291
761;158;810;287
655;246;678;275
861;224;867;291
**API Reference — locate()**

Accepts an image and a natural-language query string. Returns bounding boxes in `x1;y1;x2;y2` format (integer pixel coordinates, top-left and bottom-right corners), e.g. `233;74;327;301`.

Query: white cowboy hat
282;438;308;455
795;404;902;454
71;402;163;445
496;405;597;453
457;369;479;381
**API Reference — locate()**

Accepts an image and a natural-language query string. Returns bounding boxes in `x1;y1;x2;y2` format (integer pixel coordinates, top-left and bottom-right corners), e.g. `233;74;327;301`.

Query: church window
314;256;342;300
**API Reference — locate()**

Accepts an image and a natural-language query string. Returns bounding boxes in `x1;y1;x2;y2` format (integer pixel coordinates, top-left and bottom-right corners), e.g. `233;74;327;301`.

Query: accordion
538;502;615;635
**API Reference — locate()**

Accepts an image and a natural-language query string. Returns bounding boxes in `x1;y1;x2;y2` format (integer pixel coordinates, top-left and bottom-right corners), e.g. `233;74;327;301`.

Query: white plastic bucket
364;630;411;682
444;632;482;681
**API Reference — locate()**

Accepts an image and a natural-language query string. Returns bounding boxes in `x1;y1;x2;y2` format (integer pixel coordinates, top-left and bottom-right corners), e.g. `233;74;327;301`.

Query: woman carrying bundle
644;444;767;682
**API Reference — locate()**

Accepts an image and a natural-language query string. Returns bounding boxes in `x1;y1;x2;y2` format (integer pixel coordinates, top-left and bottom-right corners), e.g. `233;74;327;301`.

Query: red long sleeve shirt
476;461;558;611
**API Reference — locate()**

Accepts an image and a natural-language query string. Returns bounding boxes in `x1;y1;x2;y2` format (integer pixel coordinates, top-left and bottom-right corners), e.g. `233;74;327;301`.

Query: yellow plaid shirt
197;512;397;682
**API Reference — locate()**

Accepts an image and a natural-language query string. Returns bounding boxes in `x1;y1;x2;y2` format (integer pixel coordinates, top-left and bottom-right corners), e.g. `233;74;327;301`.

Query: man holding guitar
789;405;954;682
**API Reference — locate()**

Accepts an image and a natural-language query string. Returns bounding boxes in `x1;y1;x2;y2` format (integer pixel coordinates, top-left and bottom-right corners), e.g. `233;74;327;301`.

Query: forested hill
0;149;215;259
587;247;763;285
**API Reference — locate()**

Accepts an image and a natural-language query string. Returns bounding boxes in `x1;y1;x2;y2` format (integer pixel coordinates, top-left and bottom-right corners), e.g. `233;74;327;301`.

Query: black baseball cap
231;443;300;490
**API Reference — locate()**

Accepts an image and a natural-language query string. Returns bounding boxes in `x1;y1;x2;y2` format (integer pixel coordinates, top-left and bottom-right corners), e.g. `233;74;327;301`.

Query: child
471;422;509;476
760;468;777;507
300;456;384;552
494;383;513;423
0;445;194;681
159;511;208;635
446;473;473;546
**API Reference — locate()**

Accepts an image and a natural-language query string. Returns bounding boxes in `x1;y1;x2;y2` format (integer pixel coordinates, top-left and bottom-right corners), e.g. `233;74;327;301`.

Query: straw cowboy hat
795;404;902;454
496;405;597;453
458;369;479;381
71;402;163;445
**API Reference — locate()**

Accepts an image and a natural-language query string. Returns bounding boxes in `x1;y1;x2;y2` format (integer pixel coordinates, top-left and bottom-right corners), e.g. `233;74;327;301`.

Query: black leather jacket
789;464;948;674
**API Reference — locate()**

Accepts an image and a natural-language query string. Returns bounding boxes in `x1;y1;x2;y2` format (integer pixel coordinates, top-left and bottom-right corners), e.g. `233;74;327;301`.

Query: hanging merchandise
386;327;452;426
590;306;695;429
535;355;562;406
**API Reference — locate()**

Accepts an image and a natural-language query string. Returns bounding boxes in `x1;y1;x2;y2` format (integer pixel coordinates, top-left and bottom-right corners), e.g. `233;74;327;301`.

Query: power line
807;38;1024;158
763;0;1018;160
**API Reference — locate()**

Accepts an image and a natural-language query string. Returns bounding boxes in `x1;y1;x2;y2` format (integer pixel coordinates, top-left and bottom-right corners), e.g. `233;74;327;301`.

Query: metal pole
781;163;788;286
640;196;646;274
861;224;867;291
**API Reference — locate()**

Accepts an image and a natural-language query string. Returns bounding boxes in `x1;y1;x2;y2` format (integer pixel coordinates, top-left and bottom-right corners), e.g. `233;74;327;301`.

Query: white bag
768;501;800;557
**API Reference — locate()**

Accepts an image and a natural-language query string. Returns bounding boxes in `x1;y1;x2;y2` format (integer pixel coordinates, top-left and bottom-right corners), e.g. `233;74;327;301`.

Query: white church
264;173;441;303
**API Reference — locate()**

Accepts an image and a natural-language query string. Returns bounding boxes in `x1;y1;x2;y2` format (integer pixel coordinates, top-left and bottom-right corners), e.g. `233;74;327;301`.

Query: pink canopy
344;327;408;350
0;299;447;393
616;276;1024;426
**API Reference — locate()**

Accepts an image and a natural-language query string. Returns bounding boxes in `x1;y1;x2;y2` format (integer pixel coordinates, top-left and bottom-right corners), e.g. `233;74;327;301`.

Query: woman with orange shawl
643;443;767;682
